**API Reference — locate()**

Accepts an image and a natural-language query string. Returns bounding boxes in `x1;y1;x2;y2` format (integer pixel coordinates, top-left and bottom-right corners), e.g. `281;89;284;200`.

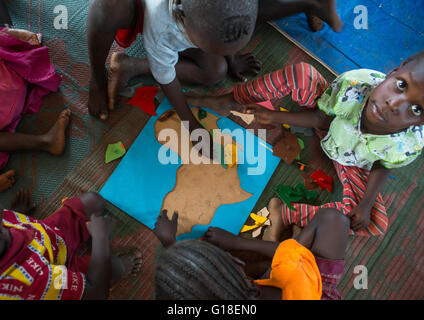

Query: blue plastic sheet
273;0;424;74
100;99;281;240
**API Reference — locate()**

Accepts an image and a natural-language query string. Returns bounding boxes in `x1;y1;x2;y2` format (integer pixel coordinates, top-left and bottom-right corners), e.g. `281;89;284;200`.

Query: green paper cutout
106;142;126;164
273;183;318;210
295;138;304;161
298;138;305;150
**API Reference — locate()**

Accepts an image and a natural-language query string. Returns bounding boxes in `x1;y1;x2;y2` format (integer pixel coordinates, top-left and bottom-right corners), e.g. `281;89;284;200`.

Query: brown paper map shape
154;108;252;236
273;131;301;165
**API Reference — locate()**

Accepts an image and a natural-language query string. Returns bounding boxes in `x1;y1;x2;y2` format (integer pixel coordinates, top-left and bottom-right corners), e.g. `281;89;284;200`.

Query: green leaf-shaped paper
105;142;126;164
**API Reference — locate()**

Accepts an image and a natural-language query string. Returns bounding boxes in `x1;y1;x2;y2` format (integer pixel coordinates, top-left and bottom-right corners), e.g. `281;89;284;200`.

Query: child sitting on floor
86;0;342;157
0;190;142;300
187;50;424;236
153;208;349;300
0;3;70;192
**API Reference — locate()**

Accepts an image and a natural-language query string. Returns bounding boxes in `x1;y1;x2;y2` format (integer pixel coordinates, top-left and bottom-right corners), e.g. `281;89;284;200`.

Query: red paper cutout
127;86;159;115
310;170;333;192
256;100;274;110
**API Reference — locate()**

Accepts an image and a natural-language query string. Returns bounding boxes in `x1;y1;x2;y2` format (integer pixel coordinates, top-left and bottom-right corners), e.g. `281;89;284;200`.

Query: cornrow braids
155;240;259;300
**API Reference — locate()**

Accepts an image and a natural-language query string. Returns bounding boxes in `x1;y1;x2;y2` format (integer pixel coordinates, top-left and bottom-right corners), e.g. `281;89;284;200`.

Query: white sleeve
144;32;178;85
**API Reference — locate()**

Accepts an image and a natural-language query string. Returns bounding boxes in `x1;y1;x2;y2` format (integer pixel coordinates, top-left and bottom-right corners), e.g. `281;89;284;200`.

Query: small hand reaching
347;204;371;232
244;105;278;127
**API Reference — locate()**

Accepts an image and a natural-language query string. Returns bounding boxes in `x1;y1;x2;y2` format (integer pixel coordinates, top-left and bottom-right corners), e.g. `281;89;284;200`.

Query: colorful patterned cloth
318;69;424;170
0;198;90;300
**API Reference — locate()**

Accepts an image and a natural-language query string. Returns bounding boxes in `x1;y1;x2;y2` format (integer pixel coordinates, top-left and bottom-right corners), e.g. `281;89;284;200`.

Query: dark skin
0;0;12;27
86;0;342;156
153;206;350;299
0;109;72;193
187;61;424;231
251;63;424;231
0;191;142;300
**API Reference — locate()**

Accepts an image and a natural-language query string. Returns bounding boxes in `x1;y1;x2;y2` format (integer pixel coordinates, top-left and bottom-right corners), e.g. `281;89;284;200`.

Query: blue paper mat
272;0;424;74
100;99;280;240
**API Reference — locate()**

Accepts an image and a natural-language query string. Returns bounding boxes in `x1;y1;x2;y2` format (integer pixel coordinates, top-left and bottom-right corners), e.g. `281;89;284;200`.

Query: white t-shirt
143;0;196;85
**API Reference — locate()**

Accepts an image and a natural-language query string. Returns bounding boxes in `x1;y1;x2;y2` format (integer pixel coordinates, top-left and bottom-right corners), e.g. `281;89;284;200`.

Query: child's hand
244;105;277;127
347;204;371;232
204;227;240;251
86;214;116;238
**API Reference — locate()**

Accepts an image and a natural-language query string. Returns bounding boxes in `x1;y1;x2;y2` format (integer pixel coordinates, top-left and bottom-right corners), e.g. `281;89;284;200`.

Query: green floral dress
317;69;424;170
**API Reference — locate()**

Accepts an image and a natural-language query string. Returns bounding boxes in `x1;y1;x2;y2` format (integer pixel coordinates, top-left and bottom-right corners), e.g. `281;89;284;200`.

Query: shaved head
180;0;258;44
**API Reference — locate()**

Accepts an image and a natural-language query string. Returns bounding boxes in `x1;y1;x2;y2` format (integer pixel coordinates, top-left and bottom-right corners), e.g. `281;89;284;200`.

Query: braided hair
154;240;259;300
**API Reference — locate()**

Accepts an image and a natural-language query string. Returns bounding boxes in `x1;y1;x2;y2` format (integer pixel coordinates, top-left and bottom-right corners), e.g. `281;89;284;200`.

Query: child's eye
411;105;423;116
396;79;407;91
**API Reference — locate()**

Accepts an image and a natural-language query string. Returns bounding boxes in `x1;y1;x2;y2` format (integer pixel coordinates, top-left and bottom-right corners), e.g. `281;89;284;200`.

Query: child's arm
204;227;280;258
161;78;213;158
347;162;391;231
245;105;334;129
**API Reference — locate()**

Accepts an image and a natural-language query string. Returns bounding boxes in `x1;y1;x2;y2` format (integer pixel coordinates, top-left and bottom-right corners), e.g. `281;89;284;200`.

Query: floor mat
1;0;423;300
271;0;424;74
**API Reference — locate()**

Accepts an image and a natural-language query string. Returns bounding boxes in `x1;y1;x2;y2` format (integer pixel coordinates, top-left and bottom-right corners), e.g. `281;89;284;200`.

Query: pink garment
0;28;61;169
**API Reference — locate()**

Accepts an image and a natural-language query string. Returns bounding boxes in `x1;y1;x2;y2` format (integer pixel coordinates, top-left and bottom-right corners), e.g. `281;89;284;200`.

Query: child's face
363;62;424;135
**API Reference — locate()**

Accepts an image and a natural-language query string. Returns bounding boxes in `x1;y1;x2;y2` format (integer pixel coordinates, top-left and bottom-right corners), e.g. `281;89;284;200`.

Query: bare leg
262;198;285;242
87;0;137;120
108;48;228;110
296;208;350;260
108;53;151;110
0;109;71;155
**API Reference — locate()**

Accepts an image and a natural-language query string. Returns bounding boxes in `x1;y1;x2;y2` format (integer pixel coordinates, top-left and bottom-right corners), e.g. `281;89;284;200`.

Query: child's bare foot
306;14;323;32
41;109;71;156
185;93;243;117
262;198;284;242
108;52;150;110
308;0;342;32
88;77;109;121
110;249;143;286
153;210;178;248
0;169;16;192
11;188;36;216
